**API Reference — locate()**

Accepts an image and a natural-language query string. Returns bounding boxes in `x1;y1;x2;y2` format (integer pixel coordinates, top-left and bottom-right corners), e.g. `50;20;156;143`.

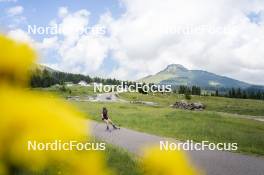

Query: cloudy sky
1;0;264;84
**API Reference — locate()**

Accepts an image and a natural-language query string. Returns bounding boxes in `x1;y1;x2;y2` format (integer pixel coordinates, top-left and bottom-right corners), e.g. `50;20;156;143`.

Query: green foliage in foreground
15;141;142;175
120;92;264;117
105;144;143;175
74;101;264;155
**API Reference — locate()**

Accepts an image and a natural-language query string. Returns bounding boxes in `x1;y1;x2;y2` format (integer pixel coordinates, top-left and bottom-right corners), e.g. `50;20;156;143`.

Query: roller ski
113;124;120;130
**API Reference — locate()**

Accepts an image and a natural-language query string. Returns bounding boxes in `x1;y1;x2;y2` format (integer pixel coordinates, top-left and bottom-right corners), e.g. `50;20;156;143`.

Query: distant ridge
35;64;263;89
139;64;255;88
36;64;57;73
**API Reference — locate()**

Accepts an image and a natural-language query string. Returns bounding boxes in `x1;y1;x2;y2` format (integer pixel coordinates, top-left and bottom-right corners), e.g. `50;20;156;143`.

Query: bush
185;90;191;100
59;85;67;92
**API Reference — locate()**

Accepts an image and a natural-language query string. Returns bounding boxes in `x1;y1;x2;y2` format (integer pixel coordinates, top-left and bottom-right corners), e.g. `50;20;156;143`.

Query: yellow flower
0;35;111;175
142;147;200;175
0;35;36;86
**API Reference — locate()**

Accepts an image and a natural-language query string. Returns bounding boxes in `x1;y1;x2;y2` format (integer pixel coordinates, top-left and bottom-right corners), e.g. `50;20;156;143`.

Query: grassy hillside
120;92;264;117
105;142;143;175
74;101;264;155
33;85;96;97
34;87;264;155
139;73;175;84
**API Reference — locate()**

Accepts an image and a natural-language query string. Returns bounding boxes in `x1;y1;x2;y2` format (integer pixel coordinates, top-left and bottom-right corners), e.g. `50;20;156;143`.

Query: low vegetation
35;86;264;155
32;85;96;97
120;92;264;116
105;144;143;175
17;141;142;175
74;101;264;155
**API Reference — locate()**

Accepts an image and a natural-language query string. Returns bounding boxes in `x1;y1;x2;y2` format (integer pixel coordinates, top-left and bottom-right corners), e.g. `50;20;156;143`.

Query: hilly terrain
37;64;57;73
30;64;121;88
35;64;263;90
139;64;253;89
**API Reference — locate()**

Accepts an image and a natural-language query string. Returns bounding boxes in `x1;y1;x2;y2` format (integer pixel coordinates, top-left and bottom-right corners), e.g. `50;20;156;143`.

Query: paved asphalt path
89;120;264;175
95;93;127;102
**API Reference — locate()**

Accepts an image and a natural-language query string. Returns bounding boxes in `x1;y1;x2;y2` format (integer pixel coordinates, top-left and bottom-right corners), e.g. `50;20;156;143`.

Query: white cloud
59;9;90;42
7;29;59;63
9;1;264;85
58;6;68;18
0;0;17;2
4;5;26;28
93;0;264;84
37;8;109;75
6;5;23;16
59;36;109;74
36;36;59;50
7;29;33;44
5;8;109;76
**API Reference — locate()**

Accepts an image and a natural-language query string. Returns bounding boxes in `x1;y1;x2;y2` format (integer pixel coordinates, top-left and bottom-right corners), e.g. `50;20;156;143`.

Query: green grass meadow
16;141;142;175
32;85;96;97
120;92;264;117
35;86;264;155
74;101;264;155
105;144;143;175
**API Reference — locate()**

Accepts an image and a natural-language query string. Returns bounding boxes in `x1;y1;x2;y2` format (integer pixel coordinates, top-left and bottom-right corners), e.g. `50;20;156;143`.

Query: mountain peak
139;63;252;88
164;64;188;73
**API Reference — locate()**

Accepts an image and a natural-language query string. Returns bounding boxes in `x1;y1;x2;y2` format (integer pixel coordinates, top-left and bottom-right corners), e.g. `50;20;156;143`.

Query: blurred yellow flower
0;35;36;86
0;35;111;175
142;147;200;175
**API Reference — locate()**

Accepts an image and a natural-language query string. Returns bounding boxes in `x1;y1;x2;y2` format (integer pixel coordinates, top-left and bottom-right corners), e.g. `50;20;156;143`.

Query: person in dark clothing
101;107;119;131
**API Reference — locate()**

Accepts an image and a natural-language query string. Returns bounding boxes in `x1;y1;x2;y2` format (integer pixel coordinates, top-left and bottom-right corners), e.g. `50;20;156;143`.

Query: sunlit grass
73;101;264;155
120;92;264;117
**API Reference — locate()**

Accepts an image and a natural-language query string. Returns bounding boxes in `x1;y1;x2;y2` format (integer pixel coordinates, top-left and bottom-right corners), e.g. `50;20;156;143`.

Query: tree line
176;85;264;100
174;85;201;100
177;85;201;95
30;69;264;100
212;88;264;100
30;69;121;88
